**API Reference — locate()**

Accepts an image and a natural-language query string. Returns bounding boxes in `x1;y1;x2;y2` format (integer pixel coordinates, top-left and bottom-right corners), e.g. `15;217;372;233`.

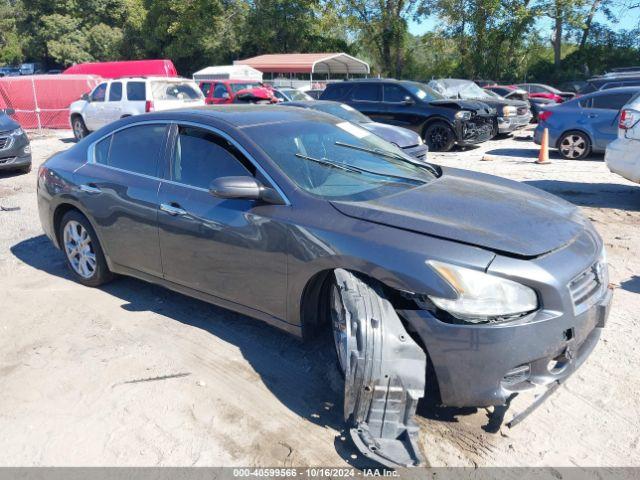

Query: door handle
160;203;188;216
588;113;599;118
79;184;101;194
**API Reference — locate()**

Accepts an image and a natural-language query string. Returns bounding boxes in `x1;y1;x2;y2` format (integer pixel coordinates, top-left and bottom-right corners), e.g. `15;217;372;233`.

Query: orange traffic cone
536;128;550;164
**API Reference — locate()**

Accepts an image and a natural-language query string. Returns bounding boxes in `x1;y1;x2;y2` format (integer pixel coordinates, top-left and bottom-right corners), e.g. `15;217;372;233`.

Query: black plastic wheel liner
333;269;427;468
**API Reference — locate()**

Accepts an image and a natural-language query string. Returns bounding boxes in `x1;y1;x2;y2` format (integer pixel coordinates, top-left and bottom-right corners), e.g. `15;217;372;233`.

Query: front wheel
72;116;89;141
558;131;591;160
424;122;456;152
59;211;114;287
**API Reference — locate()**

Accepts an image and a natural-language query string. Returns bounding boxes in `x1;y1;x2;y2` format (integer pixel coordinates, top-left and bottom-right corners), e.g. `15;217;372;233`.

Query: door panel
157;124;288;319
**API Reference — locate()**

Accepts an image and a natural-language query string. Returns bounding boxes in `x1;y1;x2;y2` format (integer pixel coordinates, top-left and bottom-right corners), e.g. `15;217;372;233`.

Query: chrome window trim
87;119;291;205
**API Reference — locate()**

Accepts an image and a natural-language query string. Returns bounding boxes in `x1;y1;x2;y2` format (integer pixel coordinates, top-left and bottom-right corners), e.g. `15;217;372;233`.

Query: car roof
143;105;336;128
205;79;262;84
328;78;405;84
584;85;640;96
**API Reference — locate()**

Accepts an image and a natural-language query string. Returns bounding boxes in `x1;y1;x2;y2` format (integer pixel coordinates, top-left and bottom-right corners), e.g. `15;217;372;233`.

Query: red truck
199;79;274;104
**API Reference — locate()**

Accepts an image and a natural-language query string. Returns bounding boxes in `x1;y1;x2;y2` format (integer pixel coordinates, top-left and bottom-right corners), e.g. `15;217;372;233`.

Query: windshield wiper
295;152;425;184
334;141;440;177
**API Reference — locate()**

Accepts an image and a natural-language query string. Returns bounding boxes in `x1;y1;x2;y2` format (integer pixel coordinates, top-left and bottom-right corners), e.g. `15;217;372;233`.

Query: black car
429;79;532;134
320;79;497;152
578;74;640;94
484;86;554;122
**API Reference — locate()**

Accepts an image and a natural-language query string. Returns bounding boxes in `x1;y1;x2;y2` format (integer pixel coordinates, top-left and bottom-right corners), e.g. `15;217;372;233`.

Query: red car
513;83;574;103
199;79;269;104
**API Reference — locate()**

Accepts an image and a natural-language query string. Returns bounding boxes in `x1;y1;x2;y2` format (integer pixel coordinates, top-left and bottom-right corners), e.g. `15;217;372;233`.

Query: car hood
360;122;421;148
0;113;19;132
330;167;587;257
428;99;495;115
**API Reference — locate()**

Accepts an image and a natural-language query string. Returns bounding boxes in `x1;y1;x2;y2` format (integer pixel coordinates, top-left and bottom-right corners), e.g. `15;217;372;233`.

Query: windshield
230;82;263;93
403;82;443;101
244;119;436;201
151;81;204;101
311;103;371;124
429;80;492;99
282;89;313;101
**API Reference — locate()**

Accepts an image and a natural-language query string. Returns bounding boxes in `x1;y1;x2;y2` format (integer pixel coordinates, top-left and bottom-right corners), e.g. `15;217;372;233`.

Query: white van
69;77;205;140
605;93;640;183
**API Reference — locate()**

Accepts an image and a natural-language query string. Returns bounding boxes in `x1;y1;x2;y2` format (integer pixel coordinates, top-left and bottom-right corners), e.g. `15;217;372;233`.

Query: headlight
455;111;472;121
502;106;517;117
425;260;538;323
8;127;25;138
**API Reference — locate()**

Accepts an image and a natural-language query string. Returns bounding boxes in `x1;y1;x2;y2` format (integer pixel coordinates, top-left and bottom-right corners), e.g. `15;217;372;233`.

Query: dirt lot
1;128;639;467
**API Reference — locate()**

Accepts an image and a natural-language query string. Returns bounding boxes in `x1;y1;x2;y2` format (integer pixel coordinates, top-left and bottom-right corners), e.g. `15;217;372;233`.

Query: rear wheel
424;122;456;152
558;131;591;160
72;116;89;141
59;211;113;287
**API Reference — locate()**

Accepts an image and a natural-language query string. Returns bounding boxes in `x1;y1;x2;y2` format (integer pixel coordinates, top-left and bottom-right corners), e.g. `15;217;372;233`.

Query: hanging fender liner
333;269;427;468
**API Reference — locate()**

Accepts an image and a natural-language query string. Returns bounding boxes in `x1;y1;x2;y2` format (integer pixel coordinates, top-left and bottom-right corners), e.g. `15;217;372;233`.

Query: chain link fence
0;75;101;134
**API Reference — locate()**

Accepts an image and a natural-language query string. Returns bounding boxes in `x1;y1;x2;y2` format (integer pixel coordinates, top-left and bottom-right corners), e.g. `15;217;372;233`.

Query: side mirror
402;96;415;106
2;108;15;116
82;93;90;102
210;176;286;204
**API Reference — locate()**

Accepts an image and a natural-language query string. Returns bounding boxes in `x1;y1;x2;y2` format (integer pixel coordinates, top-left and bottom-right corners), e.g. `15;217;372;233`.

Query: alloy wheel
73;120;85;139
63;220;96;279
330;284;350;374
560;134;587;159
429;126;451;151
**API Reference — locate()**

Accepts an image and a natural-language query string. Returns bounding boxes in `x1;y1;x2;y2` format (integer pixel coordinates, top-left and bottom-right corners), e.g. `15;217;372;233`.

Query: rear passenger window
96;124;167;176
320;84;353;100
592;93;633;110
126;82;146;101
171;126;255;189
109;82;122;101
350;84;381;102
200;83;212;97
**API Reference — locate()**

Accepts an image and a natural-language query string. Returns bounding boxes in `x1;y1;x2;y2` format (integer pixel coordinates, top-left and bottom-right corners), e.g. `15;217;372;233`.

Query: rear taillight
145;100;154;113
619;109;638;130
538;110;553;122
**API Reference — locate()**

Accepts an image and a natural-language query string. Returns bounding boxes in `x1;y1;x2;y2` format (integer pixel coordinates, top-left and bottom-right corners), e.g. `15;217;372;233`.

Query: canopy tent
234;53;370;79
192;65;263;82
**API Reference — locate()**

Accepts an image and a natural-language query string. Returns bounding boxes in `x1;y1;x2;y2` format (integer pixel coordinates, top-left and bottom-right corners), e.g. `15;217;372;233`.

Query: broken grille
569;261;603;312
517;106;529;116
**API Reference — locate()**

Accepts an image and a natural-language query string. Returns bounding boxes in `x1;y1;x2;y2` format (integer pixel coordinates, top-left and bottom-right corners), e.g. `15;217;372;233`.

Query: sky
408;7;640;36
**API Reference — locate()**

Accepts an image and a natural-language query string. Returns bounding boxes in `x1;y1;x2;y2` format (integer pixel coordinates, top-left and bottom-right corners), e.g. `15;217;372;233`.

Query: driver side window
91;83;107;102
171;126;255;190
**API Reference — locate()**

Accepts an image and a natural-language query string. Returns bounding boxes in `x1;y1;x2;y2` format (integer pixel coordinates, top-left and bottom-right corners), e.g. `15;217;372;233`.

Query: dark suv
320;79;497;151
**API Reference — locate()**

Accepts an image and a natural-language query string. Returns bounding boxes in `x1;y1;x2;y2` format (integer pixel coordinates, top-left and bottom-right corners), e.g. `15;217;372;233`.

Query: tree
0;1;24;64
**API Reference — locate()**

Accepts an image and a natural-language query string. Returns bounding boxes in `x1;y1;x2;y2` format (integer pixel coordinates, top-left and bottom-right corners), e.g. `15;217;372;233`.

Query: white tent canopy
192;65;263;82
234;53;370;76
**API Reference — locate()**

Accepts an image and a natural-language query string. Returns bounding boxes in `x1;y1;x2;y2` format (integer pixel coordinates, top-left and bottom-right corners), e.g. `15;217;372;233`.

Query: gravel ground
0;128;639;467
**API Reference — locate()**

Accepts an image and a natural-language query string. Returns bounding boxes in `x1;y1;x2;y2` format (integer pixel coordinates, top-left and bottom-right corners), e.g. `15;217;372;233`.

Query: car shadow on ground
620;275;640;294
10;234;389;469
524;180;640;211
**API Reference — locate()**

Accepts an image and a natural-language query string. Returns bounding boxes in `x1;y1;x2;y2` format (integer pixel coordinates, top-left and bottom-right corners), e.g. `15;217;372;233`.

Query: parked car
320;78;497;152
19;62;44;75
47;69;62;75
516;83;574;103
69;76;205;140
534;86;640;159
231;87;278;104
273;88;314;102
199;79;264;104
578;75;640;95
429;79;531;134
605;95;640;183
287;100;428;161
484;86;554;122
0;109;32;173
38;106;611;467
0;66;21;77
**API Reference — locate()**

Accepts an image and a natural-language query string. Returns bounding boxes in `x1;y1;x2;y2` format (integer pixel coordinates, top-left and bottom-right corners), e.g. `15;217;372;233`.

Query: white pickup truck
69;76;205;140
606;94;640;183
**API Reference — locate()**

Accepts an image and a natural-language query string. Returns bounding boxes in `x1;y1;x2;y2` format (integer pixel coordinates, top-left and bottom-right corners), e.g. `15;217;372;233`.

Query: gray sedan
287;100;428;162
0;109;32;173
37;106;612;468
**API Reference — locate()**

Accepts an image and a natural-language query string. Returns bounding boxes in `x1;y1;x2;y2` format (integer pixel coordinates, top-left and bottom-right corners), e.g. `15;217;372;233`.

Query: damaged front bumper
400;286;612;408
456;115;497;146
498;113;533;133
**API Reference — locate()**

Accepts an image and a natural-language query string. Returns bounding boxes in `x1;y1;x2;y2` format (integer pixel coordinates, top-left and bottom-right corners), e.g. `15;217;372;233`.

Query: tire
72;116;89;141
17;163;31;174
58;210;114;287
558;131;591;160
423;122;456;152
